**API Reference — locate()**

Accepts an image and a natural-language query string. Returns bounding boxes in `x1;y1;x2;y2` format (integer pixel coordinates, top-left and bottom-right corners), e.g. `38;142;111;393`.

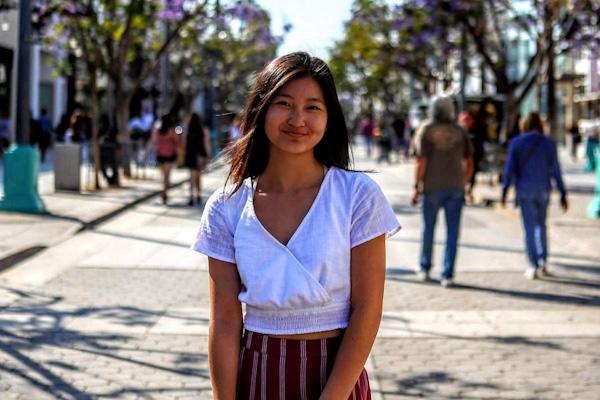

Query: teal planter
587;149;600;219
0;145;46;213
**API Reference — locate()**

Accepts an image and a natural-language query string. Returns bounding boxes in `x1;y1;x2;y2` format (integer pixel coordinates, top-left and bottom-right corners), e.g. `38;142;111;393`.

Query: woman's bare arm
208;257;243;400
320;234;386;399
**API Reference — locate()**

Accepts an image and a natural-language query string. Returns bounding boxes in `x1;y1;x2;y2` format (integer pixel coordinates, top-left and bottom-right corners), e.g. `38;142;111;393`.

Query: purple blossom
157;0;186;22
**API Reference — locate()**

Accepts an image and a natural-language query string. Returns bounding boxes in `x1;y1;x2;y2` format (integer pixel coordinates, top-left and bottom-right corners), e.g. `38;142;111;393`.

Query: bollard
587;148;600;218
0;145;46;213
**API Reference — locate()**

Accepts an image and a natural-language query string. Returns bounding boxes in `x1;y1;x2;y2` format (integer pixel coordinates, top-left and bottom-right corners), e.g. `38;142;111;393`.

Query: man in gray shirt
411;96;474;287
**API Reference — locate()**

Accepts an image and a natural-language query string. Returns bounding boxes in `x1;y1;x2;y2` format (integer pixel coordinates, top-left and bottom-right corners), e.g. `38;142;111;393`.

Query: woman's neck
259;151;324;193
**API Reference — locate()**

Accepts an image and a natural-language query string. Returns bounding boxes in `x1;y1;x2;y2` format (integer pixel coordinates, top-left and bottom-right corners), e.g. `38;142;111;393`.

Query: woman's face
264;76;328;157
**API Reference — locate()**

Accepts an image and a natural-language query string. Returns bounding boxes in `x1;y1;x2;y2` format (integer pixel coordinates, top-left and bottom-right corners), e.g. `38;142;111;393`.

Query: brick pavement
0;144;599;399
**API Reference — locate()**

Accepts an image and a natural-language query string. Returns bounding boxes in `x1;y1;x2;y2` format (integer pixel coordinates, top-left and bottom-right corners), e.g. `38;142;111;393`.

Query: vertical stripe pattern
279;339;286;400
320;338;327;391
300;340;307;400
237;331;371;400
261;335;268;400
249;351;258;400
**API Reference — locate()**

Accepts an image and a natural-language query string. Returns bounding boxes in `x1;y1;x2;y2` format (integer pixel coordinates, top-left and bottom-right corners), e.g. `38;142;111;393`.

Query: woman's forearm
209;320;243;400
320;305;382;399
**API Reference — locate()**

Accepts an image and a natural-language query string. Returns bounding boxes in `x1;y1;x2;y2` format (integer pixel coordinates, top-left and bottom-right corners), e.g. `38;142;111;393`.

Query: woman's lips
282;130;308;137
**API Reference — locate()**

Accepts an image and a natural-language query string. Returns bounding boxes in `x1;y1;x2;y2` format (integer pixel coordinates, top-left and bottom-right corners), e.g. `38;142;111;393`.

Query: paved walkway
0;144;598;399
0;147;211;269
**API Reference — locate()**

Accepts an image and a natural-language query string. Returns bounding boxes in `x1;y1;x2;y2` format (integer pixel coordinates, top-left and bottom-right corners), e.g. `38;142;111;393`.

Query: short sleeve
350;175;401;248
191;189;236;263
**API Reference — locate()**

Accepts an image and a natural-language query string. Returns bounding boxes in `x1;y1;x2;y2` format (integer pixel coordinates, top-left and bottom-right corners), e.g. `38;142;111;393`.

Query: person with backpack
501;112;568;280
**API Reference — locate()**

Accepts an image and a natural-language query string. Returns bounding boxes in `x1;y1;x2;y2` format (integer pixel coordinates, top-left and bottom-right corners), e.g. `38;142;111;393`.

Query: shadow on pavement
0;285;209;398
385;275;600;307
552;262;600;277
381;371;507;399
390;236;600;264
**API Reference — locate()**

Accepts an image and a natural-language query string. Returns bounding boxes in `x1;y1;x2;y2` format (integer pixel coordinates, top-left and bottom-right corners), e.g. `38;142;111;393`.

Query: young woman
145;114;180;204
183;113;212;206
192;52;400;399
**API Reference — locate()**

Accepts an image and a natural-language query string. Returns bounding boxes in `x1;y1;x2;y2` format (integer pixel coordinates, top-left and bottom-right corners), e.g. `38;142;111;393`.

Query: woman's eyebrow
274;93;325;104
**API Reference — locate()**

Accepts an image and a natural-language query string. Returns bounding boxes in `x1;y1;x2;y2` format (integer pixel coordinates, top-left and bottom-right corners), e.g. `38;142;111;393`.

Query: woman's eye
274;100;290;107
307;105;322;111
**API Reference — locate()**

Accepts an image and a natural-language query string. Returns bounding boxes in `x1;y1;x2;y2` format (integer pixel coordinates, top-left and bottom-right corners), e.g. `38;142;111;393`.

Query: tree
34;0;210;185
392;0;599;140
329;0;458;121
167;1;287;122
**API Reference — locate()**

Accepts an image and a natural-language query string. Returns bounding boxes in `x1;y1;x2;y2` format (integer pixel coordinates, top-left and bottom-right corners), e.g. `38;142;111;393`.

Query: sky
255;0;354;60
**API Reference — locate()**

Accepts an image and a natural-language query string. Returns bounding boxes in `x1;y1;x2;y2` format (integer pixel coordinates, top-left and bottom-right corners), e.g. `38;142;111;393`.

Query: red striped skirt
237;330;371;400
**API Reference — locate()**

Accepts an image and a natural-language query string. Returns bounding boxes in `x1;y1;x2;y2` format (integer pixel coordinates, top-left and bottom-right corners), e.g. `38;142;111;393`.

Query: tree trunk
501;90;519;143
88;62;101;190
545;5;557;139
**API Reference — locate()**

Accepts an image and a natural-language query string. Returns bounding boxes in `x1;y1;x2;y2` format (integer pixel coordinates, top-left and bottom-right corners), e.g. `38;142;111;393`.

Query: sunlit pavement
0;144;599;399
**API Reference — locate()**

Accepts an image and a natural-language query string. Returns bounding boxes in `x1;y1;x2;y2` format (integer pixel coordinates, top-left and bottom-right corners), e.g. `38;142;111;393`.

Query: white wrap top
192;167;400;334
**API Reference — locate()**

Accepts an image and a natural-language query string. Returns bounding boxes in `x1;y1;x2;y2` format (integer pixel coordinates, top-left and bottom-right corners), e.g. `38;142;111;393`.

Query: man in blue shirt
501;112;568;279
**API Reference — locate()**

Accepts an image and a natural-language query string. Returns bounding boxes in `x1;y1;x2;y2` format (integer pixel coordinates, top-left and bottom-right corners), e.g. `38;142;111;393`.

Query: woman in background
145;114;180;204
184;113;212;206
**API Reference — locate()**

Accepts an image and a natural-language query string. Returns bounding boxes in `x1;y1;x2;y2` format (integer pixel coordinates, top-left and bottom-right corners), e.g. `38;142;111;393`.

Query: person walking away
38;108;53;162
145;114;180;204
128;114;147;179
501;112;568;280
192;52;400;399
183;113;212;206
411;96;474;287
377;115;393;164
392;115;406;162
54;113;70;143
0;110;12;158
459;106;485;204
361;113;375;158
568;123;581;161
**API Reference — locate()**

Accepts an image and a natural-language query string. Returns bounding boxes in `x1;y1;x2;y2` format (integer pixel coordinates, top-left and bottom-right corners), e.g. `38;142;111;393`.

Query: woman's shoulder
205;180;251;212
329;167;381;197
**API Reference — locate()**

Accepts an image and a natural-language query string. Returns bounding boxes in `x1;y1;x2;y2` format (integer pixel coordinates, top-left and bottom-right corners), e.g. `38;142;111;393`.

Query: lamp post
0;0;45;213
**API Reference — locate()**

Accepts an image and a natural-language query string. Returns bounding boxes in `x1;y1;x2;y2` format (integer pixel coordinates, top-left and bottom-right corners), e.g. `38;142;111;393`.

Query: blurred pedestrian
29;113;44;158
412;96;474;287
144;114;180;204
0;110;12;157
38;108;53;162
568;122;581;161
360;112;376;158
377;114;393;164
501;112;568;280
183;113;211;206
128;113;147;178
192;52;399;399
392;114;407;162
54;113;70;143
98;114;120;187
459;106;485;204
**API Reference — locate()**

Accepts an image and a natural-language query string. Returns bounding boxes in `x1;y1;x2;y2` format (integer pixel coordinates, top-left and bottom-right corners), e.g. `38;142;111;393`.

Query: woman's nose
287;107;306;127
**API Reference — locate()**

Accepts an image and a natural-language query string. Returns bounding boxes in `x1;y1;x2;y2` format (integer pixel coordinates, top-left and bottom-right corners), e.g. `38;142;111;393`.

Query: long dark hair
187;113;205;136
159;114;174;135
226;52;351;194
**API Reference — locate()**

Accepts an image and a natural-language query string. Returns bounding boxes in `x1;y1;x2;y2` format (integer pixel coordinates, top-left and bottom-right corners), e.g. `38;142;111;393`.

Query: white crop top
192;167;400;334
